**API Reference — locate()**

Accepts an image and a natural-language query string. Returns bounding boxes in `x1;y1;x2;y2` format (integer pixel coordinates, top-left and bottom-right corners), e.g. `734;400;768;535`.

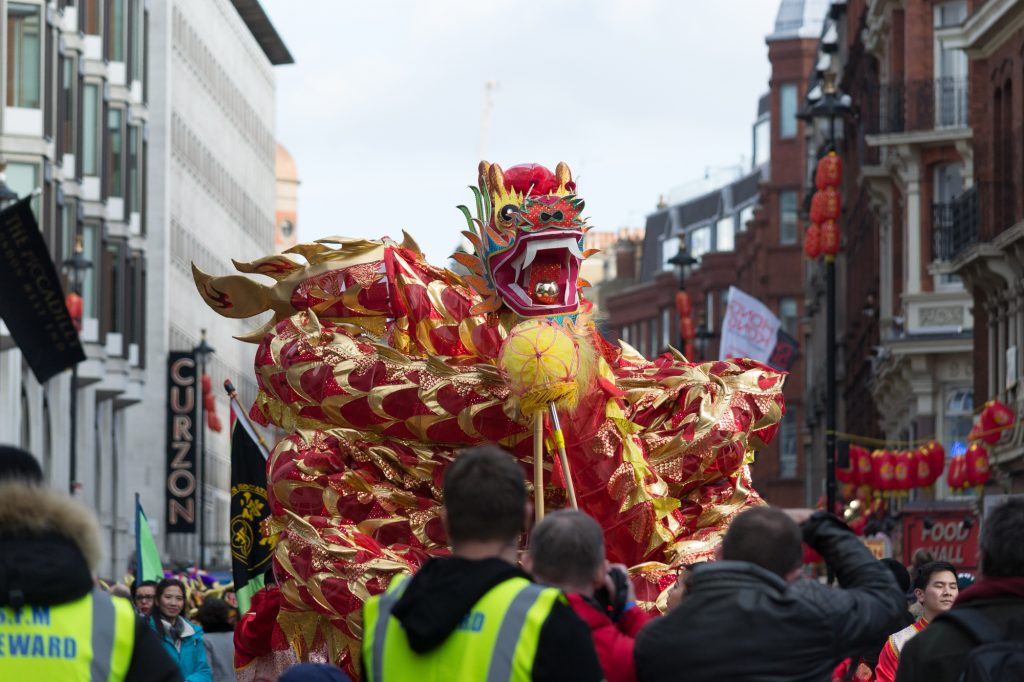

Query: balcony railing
865;78;969;135
932;185;978;262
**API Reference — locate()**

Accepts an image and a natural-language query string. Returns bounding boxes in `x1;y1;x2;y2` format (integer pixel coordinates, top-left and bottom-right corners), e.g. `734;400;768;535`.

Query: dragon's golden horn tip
400;230;423;255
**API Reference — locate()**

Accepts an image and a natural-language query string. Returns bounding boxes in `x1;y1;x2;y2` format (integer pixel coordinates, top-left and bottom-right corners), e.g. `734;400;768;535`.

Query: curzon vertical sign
166;352;198;533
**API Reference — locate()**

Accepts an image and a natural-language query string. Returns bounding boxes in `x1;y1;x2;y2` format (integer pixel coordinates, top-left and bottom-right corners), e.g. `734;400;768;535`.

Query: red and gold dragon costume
193;161;785;672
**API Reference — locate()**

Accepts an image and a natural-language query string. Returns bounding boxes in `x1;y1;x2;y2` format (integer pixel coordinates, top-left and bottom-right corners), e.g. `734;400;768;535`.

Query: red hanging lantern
65;292;84;333
905;449;921;490
914;446;932;488
815;151;843;189
675;291;692;316
809;188;841;224
979;399;1016;444
965;442;991;487
856;444;872;485
684;342;696;360
821;220;841;258
804;223;822;259
893;450;912;492
836;446;855;484
679;316;696;341
947;453;968;491
870;449;895;491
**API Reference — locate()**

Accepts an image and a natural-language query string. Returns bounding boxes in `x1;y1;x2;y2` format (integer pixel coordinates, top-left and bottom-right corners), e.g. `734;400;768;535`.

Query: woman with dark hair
196;597;235;682
150;578;212;682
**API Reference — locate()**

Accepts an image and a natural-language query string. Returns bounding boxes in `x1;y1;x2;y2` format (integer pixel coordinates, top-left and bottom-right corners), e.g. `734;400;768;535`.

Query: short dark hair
880;558;911;594
195;597;234;633
528;510;605;588
913;560;957;591
443;446;527;545
131;579;157;600
980;497;1024;578
0;445;44;484
721;506;802;578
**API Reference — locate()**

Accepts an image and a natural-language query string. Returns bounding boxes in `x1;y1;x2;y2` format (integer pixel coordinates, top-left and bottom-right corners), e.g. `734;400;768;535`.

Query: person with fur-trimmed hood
0;445;182;681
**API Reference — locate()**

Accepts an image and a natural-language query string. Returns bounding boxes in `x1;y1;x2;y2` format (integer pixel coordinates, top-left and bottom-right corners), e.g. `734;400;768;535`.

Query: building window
6;3;42;109
780;191;798;245
59;56;78;157
716;215;735;252
780;83;798;139
705;291;715;333
779;410;797;478
661;235;680;272
649;318;658;358
80;222;101;319
82;0;101;35
82;83;101;176
102;240;126;337
128;125;141;213
107;108;125;198
108;0;126;62
779;297;798;336
621;325;630;344
738;204;755;233
720;288;730;328
661;307;671;349
753;117;770;166
689;225;712;260
5;162;38;215
128;0;144;82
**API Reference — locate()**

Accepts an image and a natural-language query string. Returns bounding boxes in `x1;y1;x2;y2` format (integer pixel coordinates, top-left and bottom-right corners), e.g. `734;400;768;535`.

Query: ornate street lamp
802;70;852;524
62;233;93;495
667;246;699;351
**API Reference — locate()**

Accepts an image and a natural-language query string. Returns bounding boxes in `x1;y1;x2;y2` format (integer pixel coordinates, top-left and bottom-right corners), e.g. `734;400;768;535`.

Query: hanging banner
166;352;198;533
720;286;781;363
0;198;85;382
768;329;800;372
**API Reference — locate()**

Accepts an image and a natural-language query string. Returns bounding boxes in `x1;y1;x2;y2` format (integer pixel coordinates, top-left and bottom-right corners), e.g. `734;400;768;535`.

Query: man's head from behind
0;445;44;484
980;497;1024;578
721;506;803;581
443;445;527;549
526;510;606;594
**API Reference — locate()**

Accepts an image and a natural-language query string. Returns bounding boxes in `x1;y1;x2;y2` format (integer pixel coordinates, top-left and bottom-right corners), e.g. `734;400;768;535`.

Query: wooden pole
534;412;544;522
548;402;578;509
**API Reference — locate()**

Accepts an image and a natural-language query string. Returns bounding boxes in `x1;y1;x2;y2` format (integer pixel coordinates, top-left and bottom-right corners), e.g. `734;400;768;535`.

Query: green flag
136;494;164;582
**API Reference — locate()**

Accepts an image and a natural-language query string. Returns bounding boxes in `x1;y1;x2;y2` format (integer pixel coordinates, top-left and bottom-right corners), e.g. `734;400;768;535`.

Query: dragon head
456;161;592;320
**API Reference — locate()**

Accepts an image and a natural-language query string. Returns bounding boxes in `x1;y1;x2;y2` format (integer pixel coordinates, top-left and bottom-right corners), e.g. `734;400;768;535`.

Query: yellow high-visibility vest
362;575;563;682
0;589;136;681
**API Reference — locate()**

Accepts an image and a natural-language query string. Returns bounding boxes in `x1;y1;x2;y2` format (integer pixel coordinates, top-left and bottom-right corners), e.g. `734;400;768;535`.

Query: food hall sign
166;352;198;533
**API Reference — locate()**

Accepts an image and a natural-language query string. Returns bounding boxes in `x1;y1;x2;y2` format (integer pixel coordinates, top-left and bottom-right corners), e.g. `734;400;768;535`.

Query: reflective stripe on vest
363;575;560;682
0;589;137;681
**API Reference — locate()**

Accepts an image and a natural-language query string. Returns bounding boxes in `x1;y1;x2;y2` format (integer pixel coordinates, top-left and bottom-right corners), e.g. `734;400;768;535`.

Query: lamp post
667;246;699;349
62;234;93;496
802;71;852;522
695;321;714;361
193;329;214;569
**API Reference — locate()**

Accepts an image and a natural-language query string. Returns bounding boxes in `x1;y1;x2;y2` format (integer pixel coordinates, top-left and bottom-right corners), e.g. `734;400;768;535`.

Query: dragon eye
552;211;564;221
498;204;519;224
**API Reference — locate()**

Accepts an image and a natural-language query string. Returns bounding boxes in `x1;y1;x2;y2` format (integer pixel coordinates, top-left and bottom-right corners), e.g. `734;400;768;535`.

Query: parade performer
193;161;785;673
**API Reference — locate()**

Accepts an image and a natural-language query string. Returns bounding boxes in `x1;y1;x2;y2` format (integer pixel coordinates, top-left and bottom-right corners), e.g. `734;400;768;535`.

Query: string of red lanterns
834;399;1016;496
804;152;843;260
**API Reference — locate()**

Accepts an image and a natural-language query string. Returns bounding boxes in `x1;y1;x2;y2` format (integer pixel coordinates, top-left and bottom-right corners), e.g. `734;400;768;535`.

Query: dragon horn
555;161;572;186
487;163;505;193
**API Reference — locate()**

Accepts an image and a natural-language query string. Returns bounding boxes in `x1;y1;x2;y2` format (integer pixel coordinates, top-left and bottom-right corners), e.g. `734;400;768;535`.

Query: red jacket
566;593;654;682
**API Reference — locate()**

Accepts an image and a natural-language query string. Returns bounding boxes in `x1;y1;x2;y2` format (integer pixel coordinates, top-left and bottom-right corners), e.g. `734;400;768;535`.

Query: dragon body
194;161;785;672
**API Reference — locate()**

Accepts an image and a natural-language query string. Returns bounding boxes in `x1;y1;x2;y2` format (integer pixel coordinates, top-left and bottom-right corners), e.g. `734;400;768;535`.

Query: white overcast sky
261;0;780;264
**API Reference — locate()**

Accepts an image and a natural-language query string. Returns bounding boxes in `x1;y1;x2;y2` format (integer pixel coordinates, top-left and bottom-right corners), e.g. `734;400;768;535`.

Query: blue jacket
150;616;213;682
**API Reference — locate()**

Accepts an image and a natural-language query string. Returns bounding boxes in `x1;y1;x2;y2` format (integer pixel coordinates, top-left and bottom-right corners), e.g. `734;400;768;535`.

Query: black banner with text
0;198;85;383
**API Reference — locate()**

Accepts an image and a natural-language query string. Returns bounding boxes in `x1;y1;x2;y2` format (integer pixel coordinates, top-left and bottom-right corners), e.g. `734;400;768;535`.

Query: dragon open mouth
489;230;584;317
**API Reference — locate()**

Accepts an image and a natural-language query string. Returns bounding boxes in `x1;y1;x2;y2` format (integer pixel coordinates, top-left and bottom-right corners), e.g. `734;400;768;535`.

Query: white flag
719;286;780;363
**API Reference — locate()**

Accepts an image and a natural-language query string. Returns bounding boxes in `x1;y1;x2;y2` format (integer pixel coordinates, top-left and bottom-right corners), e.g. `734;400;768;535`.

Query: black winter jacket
0;482;182;682
635;512;905;682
